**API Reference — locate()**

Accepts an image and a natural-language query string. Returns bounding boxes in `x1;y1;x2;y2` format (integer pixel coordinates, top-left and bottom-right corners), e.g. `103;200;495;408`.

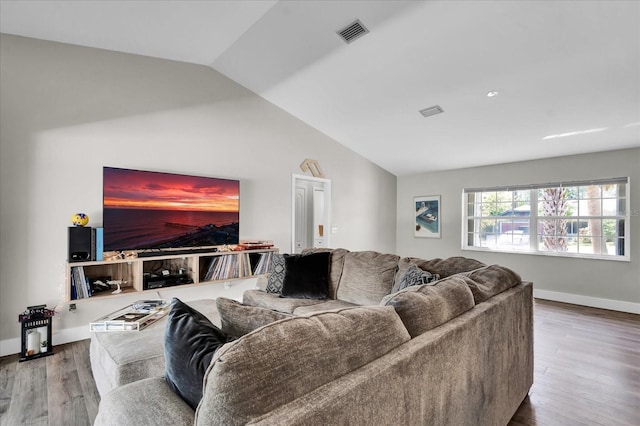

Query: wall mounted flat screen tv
103;167;239;252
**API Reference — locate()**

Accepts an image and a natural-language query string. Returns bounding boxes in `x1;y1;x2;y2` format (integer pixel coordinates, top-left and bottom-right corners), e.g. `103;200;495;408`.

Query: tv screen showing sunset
103;167;239;251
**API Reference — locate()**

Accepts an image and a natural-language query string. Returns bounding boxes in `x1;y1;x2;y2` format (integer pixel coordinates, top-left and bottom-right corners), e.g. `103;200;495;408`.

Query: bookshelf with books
198;250;275;282
65;248;277;302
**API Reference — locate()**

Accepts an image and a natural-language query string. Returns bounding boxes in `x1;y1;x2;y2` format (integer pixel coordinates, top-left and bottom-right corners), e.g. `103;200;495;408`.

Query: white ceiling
2;0;639;176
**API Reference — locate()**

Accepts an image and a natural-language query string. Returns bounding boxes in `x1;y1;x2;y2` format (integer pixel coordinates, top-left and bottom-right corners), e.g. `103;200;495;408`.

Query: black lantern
19;305;55;362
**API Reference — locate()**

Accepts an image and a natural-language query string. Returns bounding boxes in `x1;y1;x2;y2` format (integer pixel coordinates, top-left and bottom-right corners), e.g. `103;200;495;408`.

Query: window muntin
463;178;628;260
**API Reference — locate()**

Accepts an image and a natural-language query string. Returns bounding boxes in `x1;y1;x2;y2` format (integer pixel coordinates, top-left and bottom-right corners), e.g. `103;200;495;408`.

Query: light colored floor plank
46;343;91;426
509;299;640;426
0;354;18;426
73;339;100;422
4;357;48;426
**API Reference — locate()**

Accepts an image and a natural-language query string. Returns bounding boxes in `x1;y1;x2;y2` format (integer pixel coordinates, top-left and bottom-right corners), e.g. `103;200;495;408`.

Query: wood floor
0;299;638;426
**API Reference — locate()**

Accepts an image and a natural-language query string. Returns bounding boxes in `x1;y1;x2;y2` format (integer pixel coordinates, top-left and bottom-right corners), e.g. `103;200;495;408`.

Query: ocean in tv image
103;167;240;251
103;208;239;251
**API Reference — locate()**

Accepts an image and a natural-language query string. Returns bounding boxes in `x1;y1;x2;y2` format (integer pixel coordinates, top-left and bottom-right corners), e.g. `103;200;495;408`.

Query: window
463;178;629;260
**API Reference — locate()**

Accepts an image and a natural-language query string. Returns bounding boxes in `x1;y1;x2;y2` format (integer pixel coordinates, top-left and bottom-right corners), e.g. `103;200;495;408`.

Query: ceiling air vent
337;19;369;44
419;105;445;118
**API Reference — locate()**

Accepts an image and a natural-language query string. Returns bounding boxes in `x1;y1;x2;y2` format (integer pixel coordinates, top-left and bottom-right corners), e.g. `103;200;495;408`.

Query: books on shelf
70;266;92;299
202;251;274;281
90;299;169;332
204;254;239;281
252;251;273;275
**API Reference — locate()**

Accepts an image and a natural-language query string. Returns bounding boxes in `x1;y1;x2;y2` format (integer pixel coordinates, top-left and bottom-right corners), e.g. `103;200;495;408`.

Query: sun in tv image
103;167;239;251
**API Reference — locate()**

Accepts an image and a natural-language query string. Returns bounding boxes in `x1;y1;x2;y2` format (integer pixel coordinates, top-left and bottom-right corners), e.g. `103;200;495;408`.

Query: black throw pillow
280;252;330;299
164;298;231;410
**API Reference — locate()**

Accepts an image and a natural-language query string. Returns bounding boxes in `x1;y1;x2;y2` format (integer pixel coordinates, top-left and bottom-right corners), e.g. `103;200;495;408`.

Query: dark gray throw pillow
164;298;231;410
397;265;439;291
280;252;330;299
265;253;286;294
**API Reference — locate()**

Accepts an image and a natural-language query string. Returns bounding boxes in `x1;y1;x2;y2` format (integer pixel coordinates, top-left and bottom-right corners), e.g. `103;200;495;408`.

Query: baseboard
0;325;89;358
533;289;640;314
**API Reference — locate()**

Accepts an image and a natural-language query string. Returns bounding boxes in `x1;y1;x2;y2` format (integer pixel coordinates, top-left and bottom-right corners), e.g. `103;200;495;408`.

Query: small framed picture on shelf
414;195;441;238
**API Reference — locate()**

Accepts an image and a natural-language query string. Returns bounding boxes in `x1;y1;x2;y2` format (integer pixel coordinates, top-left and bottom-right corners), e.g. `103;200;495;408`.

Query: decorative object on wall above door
299;159;325;178
414;195;441;238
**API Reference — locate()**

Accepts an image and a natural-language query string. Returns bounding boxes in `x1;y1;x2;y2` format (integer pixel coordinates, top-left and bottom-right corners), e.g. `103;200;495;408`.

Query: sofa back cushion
336;251;400;305
458;264;522;304
381;277;475;337
195;306;410;425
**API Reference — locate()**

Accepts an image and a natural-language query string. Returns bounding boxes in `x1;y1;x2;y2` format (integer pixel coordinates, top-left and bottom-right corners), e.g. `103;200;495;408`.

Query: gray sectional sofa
92;249;533;426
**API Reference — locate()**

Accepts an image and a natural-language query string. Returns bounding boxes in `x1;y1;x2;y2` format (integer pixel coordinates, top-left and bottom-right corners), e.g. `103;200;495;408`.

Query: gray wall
0;35;397;350
397;149;640;310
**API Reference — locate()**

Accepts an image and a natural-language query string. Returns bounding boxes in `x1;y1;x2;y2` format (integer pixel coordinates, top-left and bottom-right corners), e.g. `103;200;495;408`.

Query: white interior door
292;174;331;253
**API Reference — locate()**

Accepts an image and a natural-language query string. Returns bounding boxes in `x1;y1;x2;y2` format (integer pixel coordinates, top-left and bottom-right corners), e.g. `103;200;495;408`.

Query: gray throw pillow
265;253;286;294
397;265;439;291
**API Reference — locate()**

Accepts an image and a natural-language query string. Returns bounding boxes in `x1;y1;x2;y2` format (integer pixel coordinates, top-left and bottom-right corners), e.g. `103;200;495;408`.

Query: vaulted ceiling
2;0;638;176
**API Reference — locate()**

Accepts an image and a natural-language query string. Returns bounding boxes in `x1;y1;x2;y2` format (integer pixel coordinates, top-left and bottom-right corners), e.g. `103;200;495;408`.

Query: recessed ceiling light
486;91;499;97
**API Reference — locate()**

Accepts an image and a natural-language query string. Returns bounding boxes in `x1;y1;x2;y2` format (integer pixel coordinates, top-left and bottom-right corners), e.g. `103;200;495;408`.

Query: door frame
291;174;331;253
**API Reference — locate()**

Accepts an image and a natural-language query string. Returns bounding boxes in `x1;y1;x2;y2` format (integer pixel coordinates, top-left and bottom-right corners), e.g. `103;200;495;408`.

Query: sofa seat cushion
94;377;193;426
217;297;291;337
336;251;400;305
458;264;522;303
90;299;220;396
242;289;326;314
381;277;475;337
196;306;411;425
292;299;359;315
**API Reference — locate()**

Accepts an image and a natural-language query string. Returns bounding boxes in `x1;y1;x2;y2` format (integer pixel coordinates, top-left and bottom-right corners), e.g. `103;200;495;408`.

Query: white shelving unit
66;248;276;302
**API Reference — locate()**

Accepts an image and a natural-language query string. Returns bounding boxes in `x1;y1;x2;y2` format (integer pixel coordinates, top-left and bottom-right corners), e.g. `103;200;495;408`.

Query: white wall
0;35;397;354
397;149;640;312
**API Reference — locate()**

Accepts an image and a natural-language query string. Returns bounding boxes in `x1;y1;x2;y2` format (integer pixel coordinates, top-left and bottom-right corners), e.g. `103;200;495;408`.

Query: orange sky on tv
103;169;239;212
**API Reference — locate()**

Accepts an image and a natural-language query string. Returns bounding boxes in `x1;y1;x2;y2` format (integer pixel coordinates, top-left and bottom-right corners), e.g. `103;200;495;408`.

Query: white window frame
462;177;630;261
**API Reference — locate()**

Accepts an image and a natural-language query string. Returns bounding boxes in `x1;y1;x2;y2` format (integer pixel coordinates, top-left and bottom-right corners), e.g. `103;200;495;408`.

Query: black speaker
68;226;93;262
